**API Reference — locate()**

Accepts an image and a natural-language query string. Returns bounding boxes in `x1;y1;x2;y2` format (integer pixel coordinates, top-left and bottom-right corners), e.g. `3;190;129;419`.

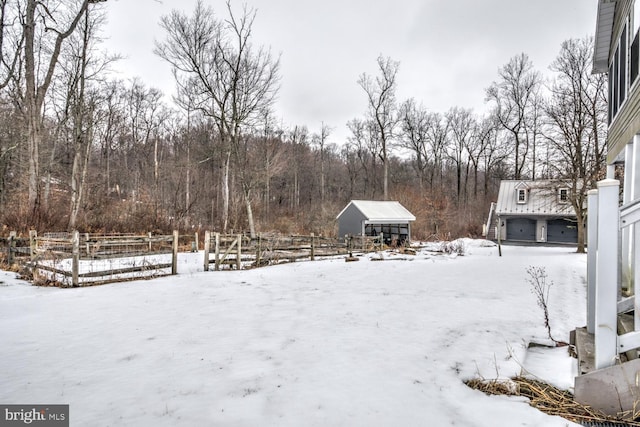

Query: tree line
0;0;607;243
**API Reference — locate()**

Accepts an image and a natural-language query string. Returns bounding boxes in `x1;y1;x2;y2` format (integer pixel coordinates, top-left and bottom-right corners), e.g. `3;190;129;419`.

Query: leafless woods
0;1;606;241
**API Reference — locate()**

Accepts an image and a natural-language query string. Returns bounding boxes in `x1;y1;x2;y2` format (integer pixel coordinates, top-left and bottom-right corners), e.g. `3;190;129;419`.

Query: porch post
594;179;620;370
622;142;635;292
634;135;640;198
587;189;598;334
633;137;640;330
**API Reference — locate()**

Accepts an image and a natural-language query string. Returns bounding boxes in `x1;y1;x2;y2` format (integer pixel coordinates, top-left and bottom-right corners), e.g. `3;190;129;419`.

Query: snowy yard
0;241;586;426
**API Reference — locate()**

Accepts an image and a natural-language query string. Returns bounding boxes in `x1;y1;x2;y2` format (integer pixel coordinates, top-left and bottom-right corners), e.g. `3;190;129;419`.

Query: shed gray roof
495;180;576;217
336;200;416;222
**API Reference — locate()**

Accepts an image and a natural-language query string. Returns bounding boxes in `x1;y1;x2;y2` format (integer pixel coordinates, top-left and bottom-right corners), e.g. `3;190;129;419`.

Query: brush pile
465;376;640;426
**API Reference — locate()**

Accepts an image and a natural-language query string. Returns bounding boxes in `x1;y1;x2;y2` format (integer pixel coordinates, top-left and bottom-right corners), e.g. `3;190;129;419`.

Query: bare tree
358;55;399;200
399;98;430;192
347;117;380;198
156;0;280;238
486;53;542;180
21;0;105;219
94;79;125;199
0;0;23;90
445;107;474;204
257;111;286;223
312;122;332;203
544;37;607;253
52;3;113;229
477;114;509;196
424;112;449;190
285;125;308;210
0;98;20;210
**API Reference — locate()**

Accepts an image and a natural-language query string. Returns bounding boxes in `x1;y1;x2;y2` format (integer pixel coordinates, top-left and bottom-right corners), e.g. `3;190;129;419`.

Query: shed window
516;188;527;204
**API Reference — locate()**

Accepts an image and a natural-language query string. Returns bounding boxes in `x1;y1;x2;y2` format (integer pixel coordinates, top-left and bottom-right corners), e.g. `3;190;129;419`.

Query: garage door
506;218;536;241
547;219;578;243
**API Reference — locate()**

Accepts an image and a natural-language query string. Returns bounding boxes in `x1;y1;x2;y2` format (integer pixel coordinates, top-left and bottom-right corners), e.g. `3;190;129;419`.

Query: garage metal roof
336;200;416;222
495;181;576;217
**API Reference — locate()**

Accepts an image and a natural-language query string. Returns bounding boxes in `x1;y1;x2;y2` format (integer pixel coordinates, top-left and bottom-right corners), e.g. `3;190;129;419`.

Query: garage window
558;188;569;204
516;188;527;204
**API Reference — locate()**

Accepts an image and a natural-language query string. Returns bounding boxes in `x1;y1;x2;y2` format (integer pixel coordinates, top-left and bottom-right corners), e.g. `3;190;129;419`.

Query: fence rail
1;229;388;286
203;232;384;271
27;230;180;287
0;232;31;265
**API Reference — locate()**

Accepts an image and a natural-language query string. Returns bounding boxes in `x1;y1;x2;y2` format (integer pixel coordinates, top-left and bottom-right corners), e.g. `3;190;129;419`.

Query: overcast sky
101;0;598;144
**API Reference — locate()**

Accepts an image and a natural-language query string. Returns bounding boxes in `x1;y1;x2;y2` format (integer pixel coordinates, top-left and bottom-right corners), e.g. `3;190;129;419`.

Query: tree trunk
23;0;91;216
243;183;256;238
69;128;92;230
26;117;41;216
222;150;230;232
383;145;389;200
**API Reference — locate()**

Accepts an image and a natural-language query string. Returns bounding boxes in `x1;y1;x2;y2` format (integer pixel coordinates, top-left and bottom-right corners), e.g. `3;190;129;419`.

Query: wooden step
574;326;595;375
618;313;638;361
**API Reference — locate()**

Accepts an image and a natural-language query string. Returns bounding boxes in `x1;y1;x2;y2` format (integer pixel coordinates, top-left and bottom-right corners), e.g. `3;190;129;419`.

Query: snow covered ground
0;240;587;426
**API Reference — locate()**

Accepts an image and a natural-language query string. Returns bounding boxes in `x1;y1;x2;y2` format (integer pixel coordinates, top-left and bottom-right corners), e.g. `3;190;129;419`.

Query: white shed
336;200;416;244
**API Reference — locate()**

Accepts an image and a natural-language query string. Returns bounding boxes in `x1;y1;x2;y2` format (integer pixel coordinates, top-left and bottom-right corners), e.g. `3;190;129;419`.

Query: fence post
72;230;80;287
148;232;153;252
7;231;16;265
594;179;620;370
214;232;220;271
171;230;179;275
236;234;242;270
194;232;199;252
29;230;37;261
310;233;315;261
256;233;262;267
203;231;210;272
586;189;598;335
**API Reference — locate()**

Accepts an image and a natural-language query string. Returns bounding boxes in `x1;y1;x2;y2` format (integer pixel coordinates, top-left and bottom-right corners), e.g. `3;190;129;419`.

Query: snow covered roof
336;200;416;222
495;180;576;217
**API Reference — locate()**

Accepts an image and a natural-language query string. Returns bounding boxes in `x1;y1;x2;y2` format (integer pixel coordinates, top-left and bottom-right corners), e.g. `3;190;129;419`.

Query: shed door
506;218;536;241
547;219;578;243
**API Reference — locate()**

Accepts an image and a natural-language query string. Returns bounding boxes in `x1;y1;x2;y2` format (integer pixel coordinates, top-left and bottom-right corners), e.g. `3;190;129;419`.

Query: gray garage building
336;200;416;245
491;180;579;244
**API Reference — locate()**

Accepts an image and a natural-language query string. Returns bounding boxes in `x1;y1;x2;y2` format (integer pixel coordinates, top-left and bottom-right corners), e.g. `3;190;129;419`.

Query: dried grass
465;376;640;426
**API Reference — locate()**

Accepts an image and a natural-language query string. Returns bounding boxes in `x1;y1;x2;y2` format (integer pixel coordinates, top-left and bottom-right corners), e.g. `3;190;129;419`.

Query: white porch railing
588;179;640;369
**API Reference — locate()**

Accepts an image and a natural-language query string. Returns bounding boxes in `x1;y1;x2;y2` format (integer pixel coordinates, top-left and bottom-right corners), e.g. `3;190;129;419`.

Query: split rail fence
203;232;384;271
26;231;180;287
0;232;32;265
1;230;387;285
